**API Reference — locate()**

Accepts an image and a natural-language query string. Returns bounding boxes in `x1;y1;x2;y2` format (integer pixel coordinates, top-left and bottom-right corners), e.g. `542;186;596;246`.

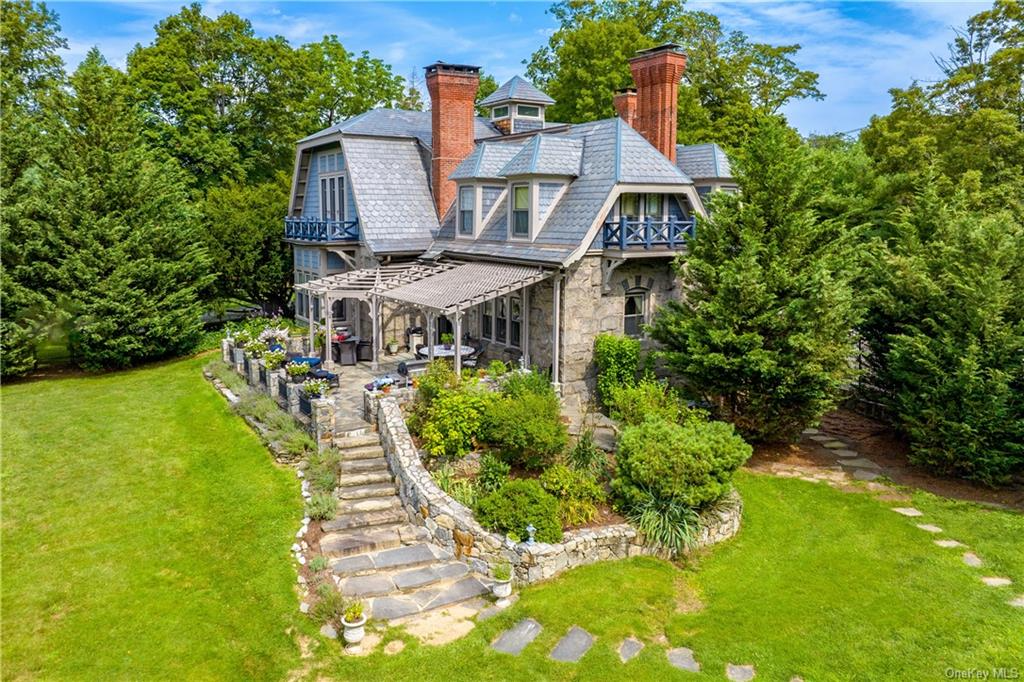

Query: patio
295;259;557;378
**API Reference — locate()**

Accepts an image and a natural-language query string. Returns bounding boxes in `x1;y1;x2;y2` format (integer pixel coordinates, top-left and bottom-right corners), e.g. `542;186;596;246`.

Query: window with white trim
511;184;530;238
320;175;345;221
624;290;646;337
294;248;322;321
517;104;541;118
458;185;475;235
477;291;523;349
617;193;668;221
491;105;509;119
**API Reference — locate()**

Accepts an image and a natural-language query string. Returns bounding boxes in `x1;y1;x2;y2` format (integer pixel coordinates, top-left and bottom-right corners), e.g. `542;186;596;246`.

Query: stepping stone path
834;449;859;458
841;458;881;470
618;637;644;663
549;626;594;663
492;618;542;655
962;552;983;568
822;440;847;449
727;663;757;681
667;647;701;673
981;577;1012;587
316;430;488;622
809;435;831;442
916;524;943;533
892;507;924;517
1009;595;1024;608
934;539;964;548
853;469;881;481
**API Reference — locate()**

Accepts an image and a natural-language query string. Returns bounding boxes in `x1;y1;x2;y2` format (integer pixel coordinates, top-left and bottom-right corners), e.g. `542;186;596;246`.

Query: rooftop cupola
479;75;555;135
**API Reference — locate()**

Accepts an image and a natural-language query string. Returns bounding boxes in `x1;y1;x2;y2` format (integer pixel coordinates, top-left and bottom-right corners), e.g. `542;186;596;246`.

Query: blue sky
51;1;986;135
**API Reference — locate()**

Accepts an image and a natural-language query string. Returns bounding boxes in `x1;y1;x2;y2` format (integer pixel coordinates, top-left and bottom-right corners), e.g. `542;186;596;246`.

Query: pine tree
54;50;212;369
650;120;861;442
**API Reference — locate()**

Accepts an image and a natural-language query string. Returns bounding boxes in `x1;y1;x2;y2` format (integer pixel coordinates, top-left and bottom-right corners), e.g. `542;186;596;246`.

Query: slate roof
299;109;500;147
676;143;733;180
478;76;555;106
498;136;583;177
450;141;526;180
340;136;437;254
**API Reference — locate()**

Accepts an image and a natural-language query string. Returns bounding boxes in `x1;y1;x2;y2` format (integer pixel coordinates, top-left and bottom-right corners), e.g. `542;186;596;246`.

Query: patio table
417;344;475;358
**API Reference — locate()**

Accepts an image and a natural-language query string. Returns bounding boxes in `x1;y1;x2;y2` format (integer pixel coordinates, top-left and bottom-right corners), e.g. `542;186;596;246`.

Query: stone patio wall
374;396;743;584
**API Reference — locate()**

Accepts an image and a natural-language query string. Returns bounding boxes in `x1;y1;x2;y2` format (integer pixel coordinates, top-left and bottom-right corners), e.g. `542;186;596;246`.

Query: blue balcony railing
284;217;360;242
602;216;696;250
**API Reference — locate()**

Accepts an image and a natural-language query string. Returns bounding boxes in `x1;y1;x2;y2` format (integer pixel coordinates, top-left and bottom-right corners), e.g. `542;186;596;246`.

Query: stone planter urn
492;578;512;608
341;615;366;646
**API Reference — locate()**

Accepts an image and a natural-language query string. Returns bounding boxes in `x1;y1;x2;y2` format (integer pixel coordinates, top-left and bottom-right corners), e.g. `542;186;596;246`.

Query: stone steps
320;526;403;558
336;482;397;500
365;574;491;621
335;433;382;450
336;495;401;514
338;560;470;598
341;445;386;460
338;457;389;475
331;542;451;577
337;470;392;487
321;507;408;532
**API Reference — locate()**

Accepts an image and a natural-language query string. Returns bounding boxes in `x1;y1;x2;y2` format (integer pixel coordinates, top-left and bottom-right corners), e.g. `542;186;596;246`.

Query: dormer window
491;105;509;119
516;104;541;118
458;185;475;235
511;184;530;238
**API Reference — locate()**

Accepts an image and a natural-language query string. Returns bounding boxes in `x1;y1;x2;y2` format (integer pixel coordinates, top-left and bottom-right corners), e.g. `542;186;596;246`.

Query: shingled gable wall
425;63;480;220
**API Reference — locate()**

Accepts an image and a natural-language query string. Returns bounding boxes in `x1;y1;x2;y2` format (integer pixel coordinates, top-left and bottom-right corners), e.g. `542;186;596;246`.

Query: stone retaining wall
375;396;743;584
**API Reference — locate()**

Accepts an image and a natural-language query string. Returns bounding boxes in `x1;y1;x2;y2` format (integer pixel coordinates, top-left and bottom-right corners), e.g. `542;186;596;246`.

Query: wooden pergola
296;259;557;376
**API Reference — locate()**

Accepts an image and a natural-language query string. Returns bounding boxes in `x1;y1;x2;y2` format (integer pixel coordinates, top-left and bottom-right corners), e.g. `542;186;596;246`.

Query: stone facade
374;396;742;585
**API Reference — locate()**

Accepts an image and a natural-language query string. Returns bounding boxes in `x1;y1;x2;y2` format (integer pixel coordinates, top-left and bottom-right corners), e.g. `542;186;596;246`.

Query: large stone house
284;44;735;407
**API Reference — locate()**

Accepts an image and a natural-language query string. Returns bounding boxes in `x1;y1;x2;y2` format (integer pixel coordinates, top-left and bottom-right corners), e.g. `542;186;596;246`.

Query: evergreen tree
55;50;212;369
650;120;861;442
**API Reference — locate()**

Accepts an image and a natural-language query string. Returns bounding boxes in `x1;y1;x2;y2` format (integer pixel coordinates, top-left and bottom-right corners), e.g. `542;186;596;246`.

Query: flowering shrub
263;350;286;369
286;361;310;378
303;378;329;397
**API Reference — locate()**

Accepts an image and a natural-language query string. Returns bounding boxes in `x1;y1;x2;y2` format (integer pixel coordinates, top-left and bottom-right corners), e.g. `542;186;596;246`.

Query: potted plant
264;350;287;370
441;332;454;350
303;378;329;398
341;601;366;646
232;329;251;363
286;361;310;383
386;337;399;355
491;561;513;607
246;340;268;358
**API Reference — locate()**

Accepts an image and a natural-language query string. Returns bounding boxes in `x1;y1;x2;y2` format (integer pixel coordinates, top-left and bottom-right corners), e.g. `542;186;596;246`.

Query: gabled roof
450;141;526;180
299;109;500;147
498;136;583;177
478;75;555;107
676;143;733;180
340;136;438;254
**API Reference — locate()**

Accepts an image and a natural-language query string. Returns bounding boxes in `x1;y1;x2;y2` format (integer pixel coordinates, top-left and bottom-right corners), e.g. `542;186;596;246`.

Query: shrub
613;418;751;510
499;368;554;399
408;360;459;433
481;392;568;470
594;333;640;408
433;464;480;508
567;429;607;477
539;464;605;526
607;377;681;426
308;555;330;572
311;582;345;625
626;490;700;557
476;479;563;543
305;493;336;521
477;452;510;492
420;389;489;459
487;360;508;377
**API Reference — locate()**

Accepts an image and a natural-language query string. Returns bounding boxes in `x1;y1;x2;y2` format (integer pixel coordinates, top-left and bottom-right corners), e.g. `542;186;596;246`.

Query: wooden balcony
601;216;696;251
284;217;360;243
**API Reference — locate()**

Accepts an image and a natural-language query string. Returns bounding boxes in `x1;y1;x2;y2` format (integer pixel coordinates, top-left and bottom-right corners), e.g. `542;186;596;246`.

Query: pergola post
427;312;435;362
552;275;562;392
307;291;315;355
453;310;462;376
371;295;380;372
324;293;334;370
522;286;531;368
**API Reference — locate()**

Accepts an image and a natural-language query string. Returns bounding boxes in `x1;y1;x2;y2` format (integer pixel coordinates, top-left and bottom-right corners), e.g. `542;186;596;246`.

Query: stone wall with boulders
374;396;743;584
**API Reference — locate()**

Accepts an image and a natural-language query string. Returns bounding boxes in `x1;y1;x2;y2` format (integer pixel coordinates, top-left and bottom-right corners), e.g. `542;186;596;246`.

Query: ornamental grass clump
539;464;606;526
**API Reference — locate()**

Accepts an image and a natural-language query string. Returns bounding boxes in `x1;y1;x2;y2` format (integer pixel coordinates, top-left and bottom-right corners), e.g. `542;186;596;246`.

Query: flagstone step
339;457;389;475
492;618;543;655
337;470;393;487
335;434;382;450
320;507;407;532
336;495;401;514
336;482;397;500
339;561;470;598
320;526;404;558
332;542;451;577
367;575;490;621
341;445;386;460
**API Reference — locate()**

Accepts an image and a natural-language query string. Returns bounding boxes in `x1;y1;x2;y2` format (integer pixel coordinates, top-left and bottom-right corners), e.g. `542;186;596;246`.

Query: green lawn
3;356;1021;680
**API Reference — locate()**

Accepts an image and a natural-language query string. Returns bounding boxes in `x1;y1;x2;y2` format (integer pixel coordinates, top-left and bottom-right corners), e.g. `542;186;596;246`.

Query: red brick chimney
628;44;687;163
425;62;480;219
612;88;637;127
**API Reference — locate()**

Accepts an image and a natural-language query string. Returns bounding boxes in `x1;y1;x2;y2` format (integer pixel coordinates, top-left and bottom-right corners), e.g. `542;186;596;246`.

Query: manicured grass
1;355;307;679
4;356;1021;679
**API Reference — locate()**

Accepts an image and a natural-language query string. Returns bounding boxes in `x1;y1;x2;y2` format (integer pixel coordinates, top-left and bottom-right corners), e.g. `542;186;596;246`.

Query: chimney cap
424;61;481;77
633;43;685;57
